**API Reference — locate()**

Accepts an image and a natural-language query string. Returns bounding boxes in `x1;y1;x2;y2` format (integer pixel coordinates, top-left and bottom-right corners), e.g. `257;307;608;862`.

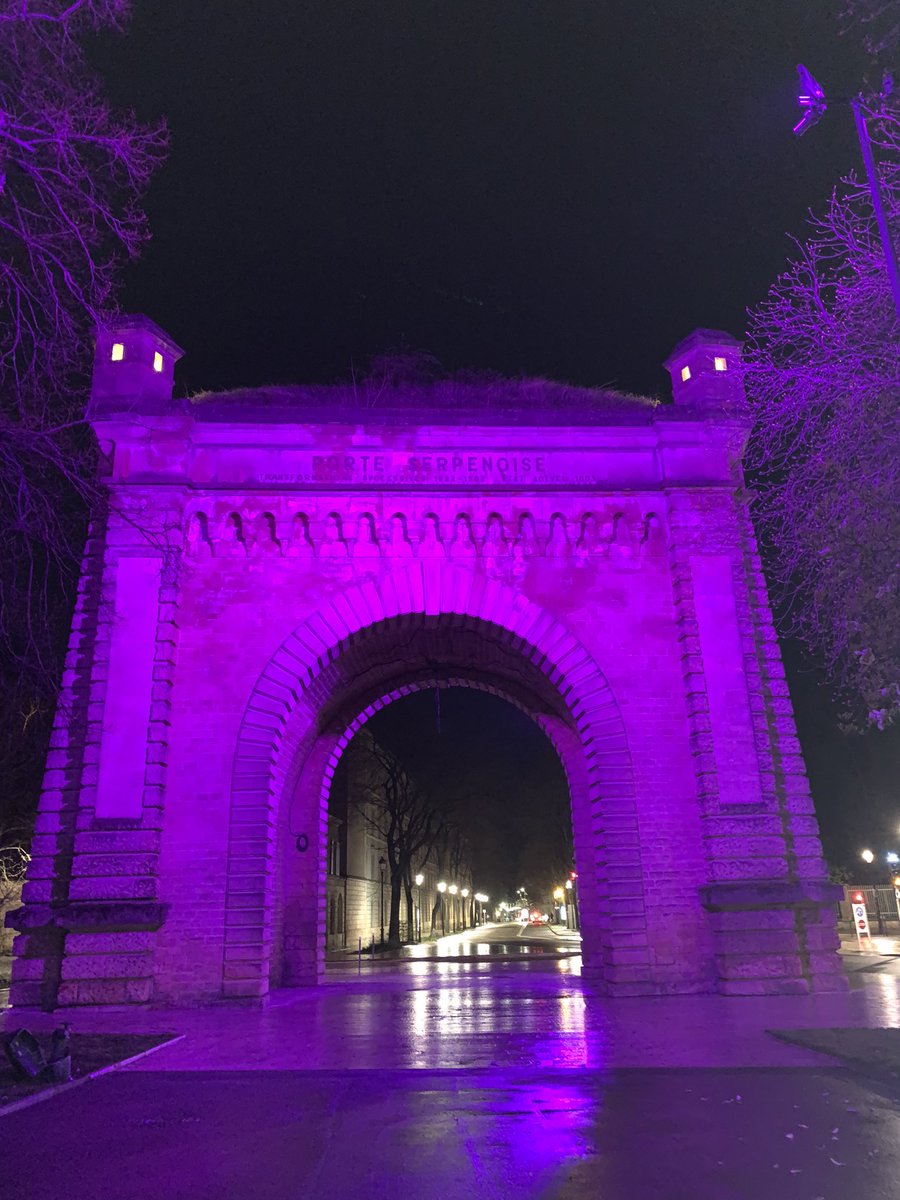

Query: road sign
852;900;873;949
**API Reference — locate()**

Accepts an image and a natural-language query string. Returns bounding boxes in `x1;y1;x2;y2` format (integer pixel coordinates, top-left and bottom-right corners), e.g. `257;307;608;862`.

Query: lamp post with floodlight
860;849;885;933
378;856;386;946
885;853;900;924
793;64;900;319
414;873;424;942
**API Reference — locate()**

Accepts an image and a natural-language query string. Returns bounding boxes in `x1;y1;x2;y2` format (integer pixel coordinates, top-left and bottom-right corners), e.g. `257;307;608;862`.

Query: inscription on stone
260;451;550;485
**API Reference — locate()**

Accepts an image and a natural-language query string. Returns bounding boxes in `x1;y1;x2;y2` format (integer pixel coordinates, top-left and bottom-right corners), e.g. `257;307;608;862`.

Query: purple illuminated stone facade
7;318;844;1007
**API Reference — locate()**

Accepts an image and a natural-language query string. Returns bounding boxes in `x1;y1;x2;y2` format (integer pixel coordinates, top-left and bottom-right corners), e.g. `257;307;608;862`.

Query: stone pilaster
8;514;109;1008
668;486;843;994
9;500;181;1007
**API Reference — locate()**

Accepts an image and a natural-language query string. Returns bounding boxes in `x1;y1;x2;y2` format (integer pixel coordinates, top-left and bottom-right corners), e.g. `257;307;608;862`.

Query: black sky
92;1;898;866
366;689;571;901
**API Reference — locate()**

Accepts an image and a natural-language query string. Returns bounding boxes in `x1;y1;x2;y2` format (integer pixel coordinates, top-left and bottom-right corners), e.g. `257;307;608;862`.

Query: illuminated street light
887;852;900;866
861;849;875;864
448;884;458;895
436;881;447;936
793;64;900;318
414;873;424;943
793;63;827;137
378;855;386;946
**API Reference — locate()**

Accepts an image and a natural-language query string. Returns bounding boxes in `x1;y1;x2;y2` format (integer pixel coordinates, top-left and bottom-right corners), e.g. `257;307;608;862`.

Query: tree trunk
404;878;414;942
388;871;403;946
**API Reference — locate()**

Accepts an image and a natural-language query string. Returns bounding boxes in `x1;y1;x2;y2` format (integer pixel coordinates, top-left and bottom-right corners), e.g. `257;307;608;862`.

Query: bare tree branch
0;1;166;831
743;90;900;731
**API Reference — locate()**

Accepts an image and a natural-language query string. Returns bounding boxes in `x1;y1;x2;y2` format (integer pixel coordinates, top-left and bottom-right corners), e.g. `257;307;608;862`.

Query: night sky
93;2;897;870
367;689;571;902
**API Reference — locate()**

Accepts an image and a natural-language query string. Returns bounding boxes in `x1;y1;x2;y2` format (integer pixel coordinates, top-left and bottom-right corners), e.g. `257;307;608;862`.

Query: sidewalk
839;932;900;958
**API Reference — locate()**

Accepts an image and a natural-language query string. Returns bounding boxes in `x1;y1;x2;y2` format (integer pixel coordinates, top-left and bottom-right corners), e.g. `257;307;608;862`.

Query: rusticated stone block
716;954;803;981
8;980;47;1007
61;953;152;981
66;931;155;954
719;977;810;996
68;877;157;902
10;957;46;982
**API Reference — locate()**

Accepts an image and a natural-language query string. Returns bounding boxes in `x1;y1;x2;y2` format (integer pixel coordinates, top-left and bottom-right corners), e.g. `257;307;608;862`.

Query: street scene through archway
321;688;583;978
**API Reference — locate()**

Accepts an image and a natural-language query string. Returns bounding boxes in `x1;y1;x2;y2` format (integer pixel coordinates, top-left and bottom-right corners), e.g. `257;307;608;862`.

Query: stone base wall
1;881;22;961
703;881;846;995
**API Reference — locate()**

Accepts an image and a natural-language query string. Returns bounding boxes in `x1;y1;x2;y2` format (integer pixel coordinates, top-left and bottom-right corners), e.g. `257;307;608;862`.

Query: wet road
3;1062;900;1199
3;953;900;1197
333;919;582;965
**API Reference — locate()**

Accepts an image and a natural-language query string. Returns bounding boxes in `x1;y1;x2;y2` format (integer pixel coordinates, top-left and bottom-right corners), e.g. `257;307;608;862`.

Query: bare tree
353;739;448;946
743;89;899;730
0;1;166;829
842;1;900;57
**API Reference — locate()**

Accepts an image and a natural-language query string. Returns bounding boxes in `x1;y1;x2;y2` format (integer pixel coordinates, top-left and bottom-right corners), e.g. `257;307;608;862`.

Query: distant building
325;729;474;951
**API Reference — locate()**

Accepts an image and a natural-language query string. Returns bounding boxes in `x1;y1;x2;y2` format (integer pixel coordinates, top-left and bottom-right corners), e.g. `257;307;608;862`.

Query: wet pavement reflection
5;954;900;1197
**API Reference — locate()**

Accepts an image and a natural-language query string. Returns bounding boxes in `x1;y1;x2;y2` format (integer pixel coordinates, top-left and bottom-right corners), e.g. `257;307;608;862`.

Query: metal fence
838;884;900;932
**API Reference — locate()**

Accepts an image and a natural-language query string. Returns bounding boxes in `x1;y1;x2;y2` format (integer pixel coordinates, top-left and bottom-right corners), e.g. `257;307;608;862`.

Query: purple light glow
793;63;827;136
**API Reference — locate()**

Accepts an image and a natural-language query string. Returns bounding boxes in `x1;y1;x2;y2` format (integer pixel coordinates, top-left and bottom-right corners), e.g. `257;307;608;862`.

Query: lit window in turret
111;343;124;361
680;365;691;382
714;356;727;371
153;351;164;372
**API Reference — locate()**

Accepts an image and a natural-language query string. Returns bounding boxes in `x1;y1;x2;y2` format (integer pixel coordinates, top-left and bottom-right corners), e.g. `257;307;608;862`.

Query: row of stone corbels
182;504;668;561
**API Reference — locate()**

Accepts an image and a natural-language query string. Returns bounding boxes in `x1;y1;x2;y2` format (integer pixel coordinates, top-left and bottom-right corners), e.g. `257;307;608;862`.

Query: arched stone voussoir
226;566;643;997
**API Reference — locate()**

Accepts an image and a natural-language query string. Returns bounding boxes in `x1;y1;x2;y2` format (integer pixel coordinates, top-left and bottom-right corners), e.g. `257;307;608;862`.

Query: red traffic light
852;892;864;903
569;871;578;881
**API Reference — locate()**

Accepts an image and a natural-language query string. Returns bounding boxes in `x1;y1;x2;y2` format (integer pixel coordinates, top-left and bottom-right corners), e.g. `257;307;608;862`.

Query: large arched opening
298;680;581;973
224;564;656;999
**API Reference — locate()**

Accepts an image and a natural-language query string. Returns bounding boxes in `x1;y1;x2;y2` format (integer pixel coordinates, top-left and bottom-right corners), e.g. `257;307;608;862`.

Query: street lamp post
414;872;424;942
437;881;447;936
449;884;458;933
860;849;885;933
461;888;469;930
886;854;900;924
793;64;900;319
565;873;579;931
379;855;386;946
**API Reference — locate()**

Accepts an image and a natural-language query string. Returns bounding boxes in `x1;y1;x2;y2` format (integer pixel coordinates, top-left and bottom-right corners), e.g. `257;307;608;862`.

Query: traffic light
852;892;865;903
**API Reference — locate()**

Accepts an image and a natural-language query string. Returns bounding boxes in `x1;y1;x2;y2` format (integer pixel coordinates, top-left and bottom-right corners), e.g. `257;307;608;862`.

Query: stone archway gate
8;317;844;1008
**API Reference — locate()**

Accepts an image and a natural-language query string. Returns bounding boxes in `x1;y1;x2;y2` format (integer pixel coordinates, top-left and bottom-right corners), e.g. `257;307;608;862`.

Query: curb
0;1033;184;1119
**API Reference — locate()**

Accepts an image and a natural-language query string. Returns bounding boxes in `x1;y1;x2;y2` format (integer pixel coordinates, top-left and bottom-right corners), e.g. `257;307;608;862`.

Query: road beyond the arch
4;950;900;1198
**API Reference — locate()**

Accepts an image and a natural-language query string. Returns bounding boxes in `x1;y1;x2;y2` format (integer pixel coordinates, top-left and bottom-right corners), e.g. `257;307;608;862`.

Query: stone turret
90;314;184;415
664;329;744;408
